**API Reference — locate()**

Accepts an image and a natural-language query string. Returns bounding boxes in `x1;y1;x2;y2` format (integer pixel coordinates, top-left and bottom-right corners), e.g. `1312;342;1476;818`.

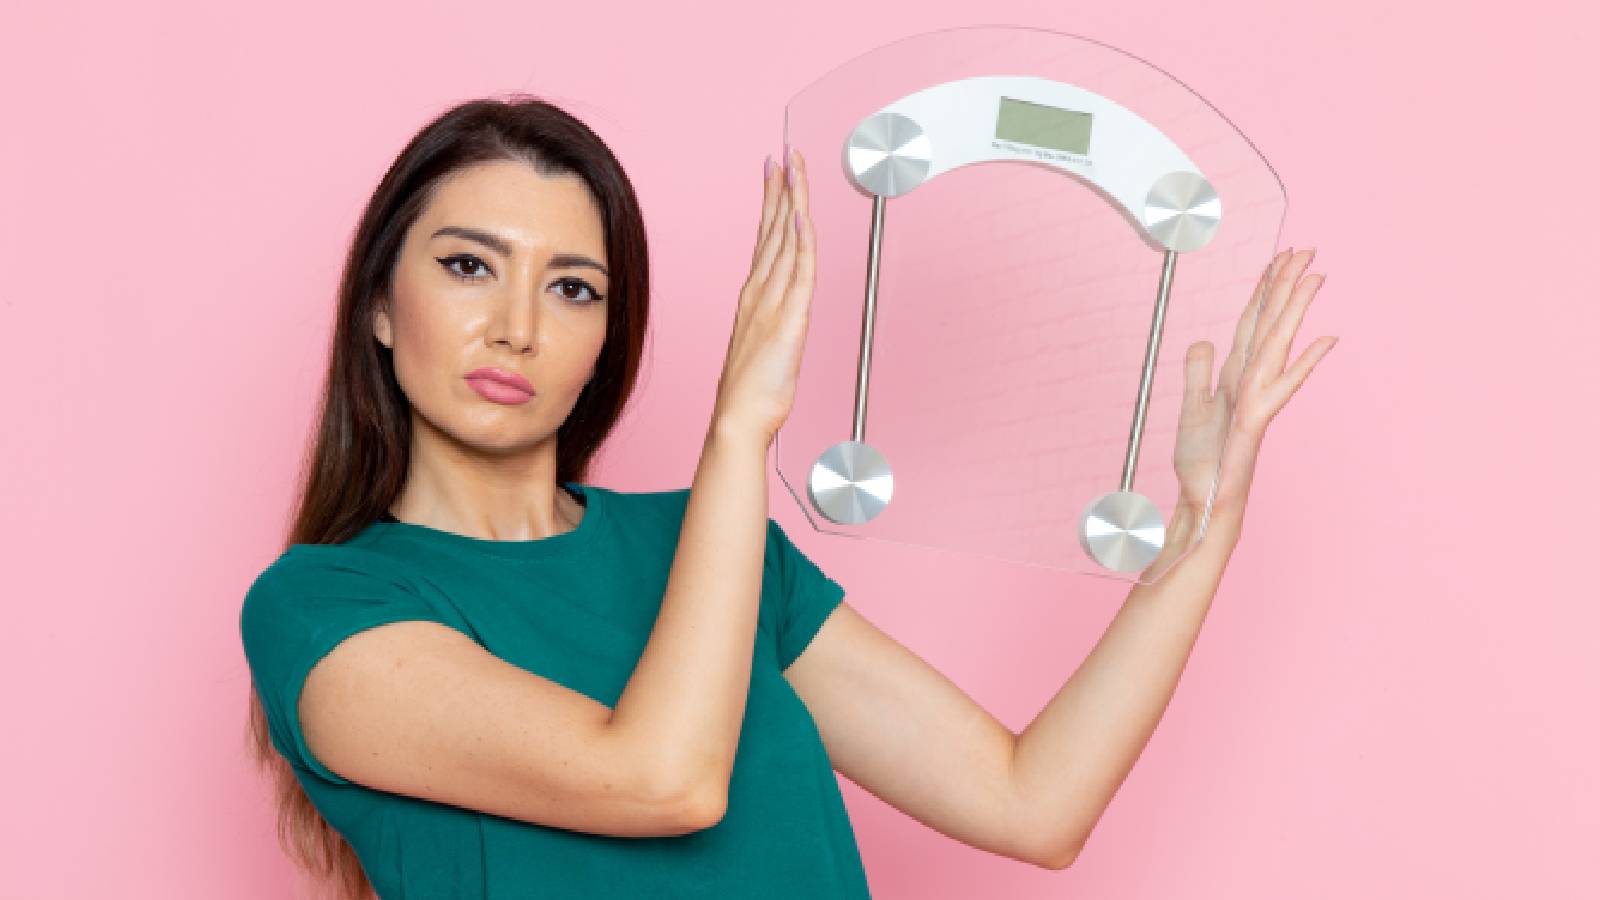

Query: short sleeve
766;517;847;671
239;546;461;785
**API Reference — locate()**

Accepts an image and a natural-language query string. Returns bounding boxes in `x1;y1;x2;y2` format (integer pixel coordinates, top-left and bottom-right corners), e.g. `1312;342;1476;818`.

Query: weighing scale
776;26;1286;584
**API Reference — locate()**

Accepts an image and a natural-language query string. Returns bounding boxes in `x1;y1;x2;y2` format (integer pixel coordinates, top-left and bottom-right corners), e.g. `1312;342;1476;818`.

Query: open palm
1172;248;1337;522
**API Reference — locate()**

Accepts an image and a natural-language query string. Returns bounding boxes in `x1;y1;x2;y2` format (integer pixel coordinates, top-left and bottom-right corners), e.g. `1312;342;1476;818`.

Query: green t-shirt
239;482;870;899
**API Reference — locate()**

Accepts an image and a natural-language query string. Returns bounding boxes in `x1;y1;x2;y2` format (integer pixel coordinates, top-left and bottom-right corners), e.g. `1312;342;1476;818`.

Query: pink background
2;1;1592;897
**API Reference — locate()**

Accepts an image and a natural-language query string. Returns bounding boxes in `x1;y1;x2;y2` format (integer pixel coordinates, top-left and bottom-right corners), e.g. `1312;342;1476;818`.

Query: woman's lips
465;375;534;405
466;366;534;391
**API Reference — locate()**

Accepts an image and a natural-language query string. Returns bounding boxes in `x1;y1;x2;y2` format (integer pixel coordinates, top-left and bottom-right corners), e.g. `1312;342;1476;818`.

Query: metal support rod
1120;248;1179;492
852;194;887;443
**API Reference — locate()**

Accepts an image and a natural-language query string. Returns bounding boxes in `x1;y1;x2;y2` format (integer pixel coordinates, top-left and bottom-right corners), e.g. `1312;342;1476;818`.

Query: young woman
240;95;1336;899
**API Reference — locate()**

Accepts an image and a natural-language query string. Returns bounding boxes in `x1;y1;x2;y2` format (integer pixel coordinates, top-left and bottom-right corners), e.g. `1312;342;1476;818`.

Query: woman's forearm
608;419;770;815
1010;503;1242;866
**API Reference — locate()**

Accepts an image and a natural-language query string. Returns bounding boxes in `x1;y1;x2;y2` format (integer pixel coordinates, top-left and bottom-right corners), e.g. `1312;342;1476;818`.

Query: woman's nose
492;285;541;352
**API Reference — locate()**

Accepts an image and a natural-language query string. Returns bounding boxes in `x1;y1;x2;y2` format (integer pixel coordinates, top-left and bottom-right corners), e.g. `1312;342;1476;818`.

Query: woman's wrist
705;416;772;458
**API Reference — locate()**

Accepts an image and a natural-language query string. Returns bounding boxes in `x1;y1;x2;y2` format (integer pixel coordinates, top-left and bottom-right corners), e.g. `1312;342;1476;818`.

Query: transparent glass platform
775;25;1286;584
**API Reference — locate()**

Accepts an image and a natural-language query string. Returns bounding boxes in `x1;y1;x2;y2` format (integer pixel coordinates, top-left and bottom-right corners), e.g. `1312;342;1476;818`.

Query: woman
240;95;1336;899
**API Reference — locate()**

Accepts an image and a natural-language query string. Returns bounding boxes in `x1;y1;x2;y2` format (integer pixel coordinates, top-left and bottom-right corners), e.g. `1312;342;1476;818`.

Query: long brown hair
243;94;651;899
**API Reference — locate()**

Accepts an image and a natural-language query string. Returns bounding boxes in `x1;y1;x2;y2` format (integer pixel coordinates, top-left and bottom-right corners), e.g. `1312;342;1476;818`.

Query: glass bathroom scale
773;25;1287;584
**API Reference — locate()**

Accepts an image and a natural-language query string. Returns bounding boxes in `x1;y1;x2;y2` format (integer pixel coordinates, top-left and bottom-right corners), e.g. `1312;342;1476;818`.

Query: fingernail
794;207;803;233
765;154;774;180
787;160;796;187
785;142;792;168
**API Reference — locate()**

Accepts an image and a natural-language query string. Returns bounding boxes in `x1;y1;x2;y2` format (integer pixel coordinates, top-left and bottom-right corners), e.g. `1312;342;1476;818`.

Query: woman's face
374;159;609;454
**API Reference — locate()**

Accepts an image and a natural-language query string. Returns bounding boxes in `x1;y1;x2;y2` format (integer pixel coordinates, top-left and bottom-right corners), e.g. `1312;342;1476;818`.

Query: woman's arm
607;423;771;824
1014;248;1332;864
608;148;816;824
1007;503;1239;867
782;503;1238;870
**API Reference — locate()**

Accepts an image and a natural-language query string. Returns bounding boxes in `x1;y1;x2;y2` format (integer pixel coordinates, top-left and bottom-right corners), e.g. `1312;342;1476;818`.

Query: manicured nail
794;207;803;233
787;159;796;187
765;154;774;180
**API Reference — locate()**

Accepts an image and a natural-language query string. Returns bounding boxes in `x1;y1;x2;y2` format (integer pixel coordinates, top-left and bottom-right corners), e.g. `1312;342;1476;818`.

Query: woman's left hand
1171;247;1338;536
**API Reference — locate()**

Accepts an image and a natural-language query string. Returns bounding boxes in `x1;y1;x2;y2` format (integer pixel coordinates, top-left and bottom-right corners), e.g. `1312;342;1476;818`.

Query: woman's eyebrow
431;225;608;276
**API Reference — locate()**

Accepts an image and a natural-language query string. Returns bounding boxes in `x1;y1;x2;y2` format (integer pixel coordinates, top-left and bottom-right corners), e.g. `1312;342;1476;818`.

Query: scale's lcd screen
995;97;1093;155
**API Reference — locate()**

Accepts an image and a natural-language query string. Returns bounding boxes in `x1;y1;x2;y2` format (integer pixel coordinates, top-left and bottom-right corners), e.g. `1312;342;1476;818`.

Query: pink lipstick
465;367;535;405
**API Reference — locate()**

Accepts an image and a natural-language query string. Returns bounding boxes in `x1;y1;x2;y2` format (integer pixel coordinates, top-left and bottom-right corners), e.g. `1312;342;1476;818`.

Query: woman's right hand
709;147;816;449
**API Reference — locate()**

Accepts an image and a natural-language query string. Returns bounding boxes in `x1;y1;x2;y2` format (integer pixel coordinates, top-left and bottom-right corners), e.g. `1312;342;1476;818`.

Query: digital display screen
994;97;1093;155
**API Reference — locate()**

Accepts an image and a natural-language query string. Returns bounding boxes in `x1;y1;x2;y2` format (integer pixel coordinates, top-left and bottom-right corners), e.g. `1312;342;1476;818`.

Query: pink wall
1;1;1591;896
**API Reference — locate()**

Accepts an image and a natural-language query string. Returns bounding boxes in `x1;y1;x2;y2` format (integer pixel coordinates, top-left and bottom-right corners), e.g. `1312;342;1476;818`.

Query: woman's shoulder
244;541;415;608
239;541;433;651
272;538;399;571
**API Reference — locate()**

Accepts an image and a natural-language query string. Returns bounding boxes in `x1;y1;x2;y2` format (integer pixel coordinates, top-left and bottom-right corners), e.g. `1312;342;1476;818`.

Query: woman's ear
372;299;394;349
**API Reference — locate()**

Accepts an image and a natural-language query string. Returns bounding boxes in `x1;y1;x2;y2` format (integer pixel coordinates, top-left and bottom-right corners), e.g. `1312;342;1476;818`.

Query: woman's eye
437;254;491;280
435;256;602;304
554;277;605;305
